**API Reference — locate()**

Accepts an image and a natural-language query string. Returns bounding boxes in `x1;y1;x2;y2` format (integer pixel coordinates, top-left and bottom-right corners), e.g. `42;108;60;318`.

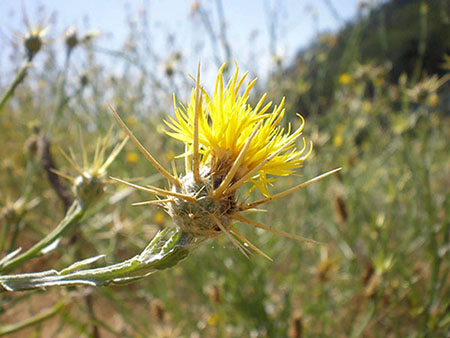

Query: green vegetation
0;1;449;336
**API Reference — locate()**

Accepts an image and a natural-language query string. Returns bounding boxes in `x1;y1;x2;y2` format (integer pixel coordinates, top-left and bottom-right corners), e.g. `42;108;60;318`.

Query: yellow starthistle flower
110;63;340;260
165;63;311;197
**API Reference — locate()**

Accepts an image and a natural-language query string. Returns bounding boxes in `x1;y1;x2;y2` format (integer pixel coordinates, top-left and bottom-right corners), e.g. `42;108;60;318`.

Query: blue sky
0;0;359;81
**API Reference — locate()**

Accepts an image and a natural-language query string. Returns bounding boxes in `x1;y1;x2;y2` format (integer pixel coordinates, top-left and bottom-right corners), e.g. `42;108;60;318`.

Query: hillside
278;0;450;116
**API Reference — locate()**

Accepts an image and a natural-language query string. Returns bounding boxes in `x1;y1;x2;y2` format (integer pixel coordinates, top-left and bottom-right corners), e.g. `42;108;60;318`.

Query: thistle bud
1;205;18;224
65;26;79;50
24;33;43;60
1;197;39;224
164;63;174;77
82;30;100;43
80;74;89;87
57;132;128;206
73;172;105;205
20;23;48;60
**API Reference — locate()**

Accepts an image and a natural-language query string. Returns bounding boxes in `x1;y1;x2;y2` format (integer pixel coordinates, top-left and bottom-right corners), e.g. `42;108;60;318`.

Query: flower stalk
0;24;47;114
0;226;196;292
0;298;68;336
0;200;84;274
0;60;32;114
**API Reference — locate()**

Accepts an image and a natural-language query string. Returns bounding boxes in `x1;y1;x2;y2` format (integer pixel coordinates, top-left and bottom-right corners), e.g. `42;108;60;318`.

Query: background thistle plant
54;128;128;206
0;19;48;114
0;132;128;275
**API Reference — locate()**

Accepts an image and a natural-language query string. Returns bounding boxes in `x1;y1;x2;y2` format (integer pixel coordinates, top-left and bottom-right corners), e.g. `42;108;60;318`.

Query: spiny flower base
169;168;236;239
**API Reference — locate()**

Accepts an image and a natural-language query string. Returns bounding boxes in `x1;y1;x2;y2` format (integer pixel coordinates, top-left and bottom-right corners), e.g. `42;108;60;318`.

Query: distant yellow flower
428;93;439;107
373;77;385;87
152;211;165;225
361;100;372;114
333;124;344;148
126;151;139;164
165;150;176;161
339;73;353;85
164;64;311;196
126;115;138;126
207;312;220;326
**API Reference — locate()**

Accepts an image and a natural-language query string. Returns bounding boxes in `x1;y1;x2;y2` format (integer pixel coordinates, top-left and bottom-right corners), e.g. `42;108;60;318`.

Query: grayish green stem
0;60;32;114
0;201;84;274
0;226;197;292
0;298;67;336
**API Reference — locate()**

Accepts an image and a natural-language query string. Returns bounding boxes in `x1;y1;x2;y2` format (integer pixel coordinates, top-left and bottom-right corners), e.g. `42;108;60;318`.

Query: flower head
15;12;50;60
54;127;128;204
110;63;340;260
165;63;311;196
1;196;40;224
64;26;100;54
406;74;447;106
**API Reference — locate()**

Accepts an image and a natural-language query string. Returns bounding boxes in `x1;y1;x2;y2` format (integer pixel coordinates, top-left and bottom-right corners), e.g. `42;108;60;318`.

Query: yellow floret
164;63;312;196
